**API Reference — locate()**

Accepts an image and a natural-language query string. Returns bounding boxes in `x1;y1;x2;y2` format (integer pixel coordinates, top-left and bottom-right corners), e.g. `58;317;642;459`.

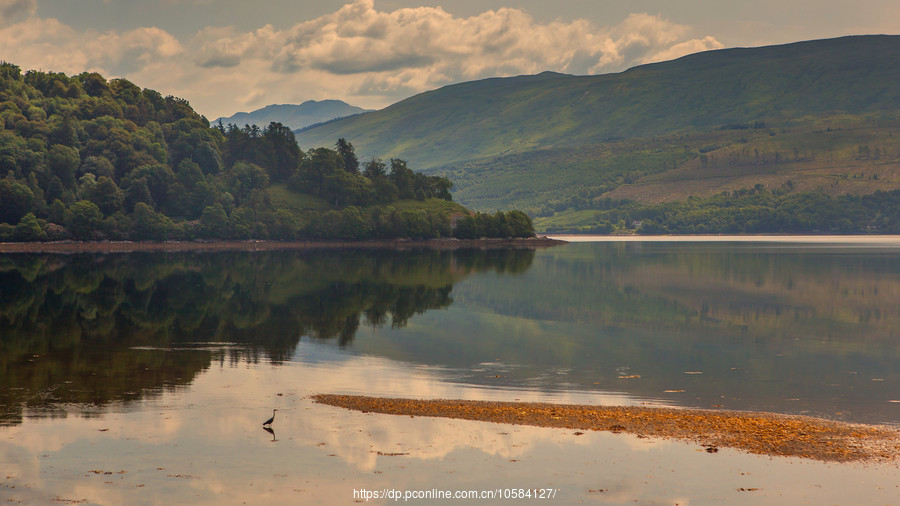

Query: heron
263;409;277;426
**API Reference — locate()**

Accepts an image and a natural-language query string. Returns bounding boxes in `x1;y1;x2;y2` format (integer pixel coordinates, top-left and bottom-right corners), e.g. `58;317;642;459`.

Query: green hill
294;35;900;226
295;35;900;167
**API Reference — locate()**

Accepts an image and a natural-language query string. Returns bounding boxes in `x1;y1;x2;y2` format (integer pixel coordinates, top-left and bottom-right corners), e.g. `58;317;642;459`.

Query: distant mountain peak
216;100;373;131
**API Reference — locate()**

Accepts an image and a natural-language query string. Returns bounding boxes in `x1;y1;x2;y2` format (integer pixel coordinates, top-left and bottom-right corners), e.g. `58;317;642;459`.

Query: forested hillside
0;63;533;242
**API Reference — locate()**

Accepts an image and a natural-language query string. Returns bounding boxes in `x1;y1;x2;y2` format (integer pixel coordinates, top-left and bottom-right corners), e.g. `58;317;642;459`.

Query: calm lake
2;237;900;504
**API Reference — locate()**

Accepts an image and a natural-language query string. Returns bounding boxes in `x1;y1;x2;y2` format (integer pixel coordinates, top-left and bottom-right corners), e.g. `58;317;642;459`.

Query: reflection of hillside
475;243;900;341
0;248;534;425
615;251;900;339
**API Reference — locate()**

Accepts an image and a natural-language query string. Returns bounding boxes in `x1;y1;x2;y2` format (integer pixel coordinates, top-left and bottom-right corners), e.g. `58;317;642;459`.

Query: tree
132;202;173;240
639;219;667;235
269;209;300;240
476;212;499;237
363;158;386;180
263;122;301;181
401;210;433;239
49;114;79;147
389;159;415;199
191;142;222;175
425;175;453;201
200;202;229;238
229;206;259;239
336;138;359;174
83;176;124;215
13;212;44;241
454;215;479;239
48;199;67;224
123;177;154;211
77;72;110;97
321;168;372;206
338;206;371;239
78;155;115;179
294;147;342;193
0;175;34;224
47;144;80;187
494;211;512;237
126;163;175;210
227;161;270;205
66;200;103;239
372;176;399;203
505;210;534;237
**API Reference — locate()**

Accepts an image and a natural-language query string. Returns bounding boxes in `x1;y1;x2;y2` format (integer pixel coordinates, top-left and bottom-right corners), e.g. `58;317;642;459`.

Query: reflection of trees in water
0;248;534;424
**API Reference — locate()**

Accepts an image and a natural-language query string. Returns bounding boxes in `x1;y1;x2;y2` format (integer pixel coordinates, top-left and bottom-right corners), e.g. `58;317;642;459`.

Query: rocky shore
0;236;565;254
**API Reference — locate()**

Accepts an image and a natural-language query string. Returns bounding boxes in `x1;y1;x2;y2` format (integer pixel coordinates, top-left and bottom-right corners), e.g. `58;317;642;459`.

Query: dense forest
0;63;533;242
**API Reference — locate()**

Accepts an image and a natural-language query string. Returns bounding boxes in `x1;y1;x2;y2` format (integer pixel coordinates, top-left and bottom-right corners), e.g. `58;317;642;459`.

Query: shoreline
313;394;900;463
546;233;900;243
0;236;565;254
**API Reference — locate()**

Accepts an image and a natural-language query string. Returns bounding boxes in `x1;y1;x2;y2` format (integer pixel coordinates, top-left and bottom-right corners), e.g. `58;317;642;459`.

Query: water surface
2;239;900;503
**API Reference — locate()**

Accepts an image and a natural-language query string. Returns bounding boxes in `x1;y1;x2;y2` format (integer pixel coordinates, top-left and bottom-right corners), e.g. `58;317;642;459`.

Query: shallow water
2;238;900;503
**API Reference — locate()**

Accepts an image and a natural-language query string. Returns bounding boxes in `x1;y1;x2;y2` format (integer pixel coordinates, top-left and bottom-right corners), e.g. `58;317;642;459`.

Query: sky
1;0;898;119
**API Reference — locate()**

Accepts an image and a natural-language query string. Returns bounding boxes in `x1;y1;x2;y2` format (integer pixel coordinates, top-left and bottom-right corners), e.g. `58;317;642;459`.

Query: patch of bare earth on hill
314;394;900;463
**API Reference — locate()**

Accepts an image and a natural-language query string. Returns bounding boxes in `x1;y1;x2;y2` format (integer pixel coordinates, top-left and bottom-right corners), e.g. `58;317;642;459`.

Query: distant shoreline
546;234;900;244
0;236;565;254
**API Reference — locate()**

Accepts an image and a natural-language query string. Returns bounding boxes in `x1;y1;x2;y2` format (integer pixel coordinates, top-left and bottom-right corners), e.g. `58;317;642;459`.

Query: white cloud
642;35;725;64
83;27;184;73
0;18;183;75
0;0;722;118
194;24;278;68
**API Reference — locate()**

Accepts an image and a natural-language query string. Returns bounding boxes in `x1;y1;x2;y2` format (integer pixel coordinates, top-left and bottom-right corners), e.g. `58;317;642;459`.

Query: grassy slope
605;118;900;202
423;138;696;211
295;36;900;218
422;114;900;218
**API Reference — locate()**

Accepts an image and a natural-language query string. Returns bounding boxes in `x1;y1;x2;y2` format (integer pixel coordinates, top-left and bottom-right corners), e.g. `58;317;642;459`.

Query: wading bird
263;409;277;426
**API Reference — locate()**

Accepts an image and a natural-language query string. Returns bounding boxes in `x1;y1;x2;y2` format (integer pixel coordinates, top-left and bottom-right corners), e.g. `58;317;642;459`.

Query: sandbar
313;394;900;463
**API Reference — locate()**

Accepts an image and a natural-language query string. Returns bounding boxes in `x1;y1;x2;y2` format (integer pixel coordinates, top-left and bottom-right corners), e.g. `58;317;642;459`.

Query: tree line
0;63;533;241
545;185;900;235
